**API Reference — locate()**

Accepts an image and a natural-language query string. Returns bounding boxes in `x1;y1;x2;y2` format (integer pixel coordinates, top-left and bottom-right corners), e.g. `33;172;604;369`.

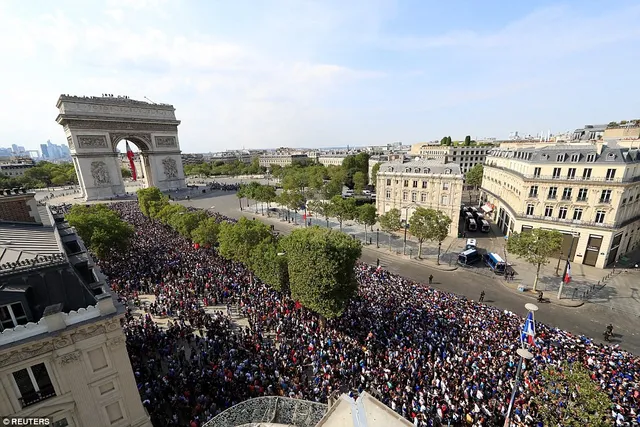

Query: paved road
182;188;640;354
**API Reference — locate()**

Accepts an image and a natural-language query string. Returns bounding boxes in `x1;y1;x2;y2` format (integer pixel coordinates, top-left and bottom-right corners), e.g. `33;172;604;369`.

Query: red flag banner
126;141;137;181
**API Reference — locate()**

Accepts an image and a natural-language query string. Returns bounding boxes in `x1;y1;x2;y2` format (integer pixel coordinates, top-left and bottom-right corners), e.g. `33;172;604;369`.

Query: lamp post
376;228;380;248
504;303;538;427
558;232;578;300
403;208;409;256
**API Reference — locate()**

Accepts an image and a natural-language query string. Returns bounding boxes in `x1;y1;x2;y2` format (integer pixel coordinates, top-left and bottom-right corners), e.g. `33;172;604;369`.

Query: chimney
42;304;66;332
97;293;117;315
0;188;41;223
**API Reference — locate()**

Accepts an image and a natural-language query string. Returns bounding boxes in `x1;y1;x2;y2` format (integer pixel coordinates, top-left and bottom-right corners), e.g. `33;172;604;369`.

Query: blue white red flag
521;312;535;346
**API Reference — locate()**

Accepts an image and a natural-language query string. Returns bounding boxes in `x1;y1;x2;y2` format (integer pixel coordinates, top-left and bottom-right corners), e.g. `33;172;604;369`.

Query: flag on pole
564;261;572;284
126;141;137;181
521;312;535;346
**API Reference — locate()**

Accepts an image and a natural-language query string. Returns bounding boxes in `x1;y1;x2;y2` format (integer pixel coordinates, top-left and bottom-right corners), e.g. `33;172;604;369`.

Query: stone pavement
588;271;640;318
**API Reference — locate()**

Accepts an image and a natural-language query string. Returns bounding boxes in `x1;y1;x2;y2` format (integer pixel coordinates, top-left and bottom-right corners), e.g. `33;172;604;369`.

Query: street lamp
376;228;380;248
558;231;579;300
504;303;538;426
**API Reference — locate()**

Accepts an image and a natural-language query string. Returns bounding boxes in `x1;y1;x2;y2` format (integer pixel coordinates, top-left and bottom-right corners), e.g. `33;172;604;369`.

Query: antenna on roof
144;96;157;105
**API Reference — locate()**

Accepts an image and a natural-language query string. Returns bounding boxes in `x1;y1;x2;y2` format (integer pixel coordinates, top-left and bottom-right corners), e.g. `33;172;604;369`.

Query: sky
1;0;640;153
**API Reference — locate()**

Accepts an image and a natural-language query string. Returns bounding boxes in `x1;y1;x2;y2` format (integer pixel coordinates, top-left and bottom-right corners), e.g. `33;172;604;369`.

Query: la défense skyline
1;0;639;153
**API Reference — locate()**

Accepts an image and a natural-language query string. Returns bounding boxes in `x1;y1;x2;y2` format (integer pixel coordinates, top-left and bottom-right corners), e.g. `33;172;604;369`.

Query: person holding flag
520;311;536;347
126;141;137;181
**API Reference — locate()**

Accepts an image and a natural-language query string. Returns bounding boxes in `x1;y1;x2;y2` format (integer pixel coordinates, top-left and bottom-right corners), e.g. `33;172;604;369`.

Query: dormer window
425;168;430;173
0;302;28;330
556;154;565;162
586;154;596;162
389;167;394;172
405;168;411;173
444;168;451;174
606;152;616;161
570;154;579;162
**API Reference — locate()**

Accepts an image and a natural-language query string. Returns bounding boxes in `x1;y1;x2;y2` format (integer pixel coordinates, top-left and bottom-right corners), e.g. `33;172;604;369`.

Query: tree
409;208;451;260
217;217;273;265
440;137;448;145
465;164;484;204
378;208;402;252
137;187;168;217
65;204;134;259
169;210;209;239
121;167;132;178
463;135;472;146
507;229;563;291
321;178;343;200
155;203;187;225
357;204;377;243
532;362;610;427
329;195;357;231
352;171;367;194
191;216;221;247
279;190;305;224
308;199;331;228
281;227;362;319
370;162;382;188
260;185;277;216
250;239;289;292
269;164;283;179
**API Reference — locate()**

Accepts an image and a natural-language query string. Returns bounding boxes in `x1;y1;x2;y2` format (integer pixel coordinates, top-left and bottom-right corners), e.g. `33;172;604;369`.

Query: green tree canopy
464;135;472;146
378;208;402;251
191;216;221;247
410;208;451;262
465;164;484;188
507;229;563;291
533;362;611;427
281;227;362;319
329;195;357;231
218;217;273;265
169;210;209;239
356;203;377;242
370;162;382;187
154;203;188;225
352;171;367;194
250;239;289;292
65;204;134;259
121;167;132;178
137;187;168;217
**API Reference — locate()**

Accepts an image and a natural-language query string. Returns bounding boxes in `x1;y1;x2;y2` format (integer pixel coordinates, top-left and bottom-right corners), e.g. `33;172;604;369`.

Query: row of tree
0;161;78;189
184;158;266;177
65;204;134;258
137;187;362;319
439;136;476;146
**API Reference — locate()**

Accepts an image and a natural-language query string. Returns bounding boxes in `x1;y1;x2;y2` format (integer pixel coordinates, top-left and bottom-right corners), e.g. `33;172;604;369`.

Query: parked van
466;218;477;232
480;219;490;233
465;238;477;250
458;249;481;266
470;207;479;218
485;252;507;274
464;212;474;222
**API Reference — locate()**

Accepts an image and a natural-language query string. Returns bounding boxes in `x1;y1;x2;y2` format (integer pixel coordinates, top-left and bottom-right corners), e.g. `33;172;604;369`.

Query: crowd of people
99;201;640;427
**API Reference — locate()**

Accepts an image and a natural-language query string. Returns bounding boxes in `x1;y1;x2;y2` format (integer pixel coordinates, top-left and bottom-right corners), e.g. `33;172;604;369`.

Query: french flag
521;312;536;346
564;261;572;284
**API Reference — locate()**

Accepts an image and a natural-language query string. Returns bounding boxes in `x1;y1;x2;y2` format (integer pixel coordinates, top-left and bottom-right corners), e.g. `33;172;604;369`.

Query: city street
181;185;640;354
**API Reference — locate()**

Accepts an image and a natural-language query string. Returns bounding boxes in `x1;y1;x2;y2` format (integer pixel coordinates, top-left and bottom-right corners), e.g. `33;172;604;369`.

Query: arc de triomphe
55;94;186;201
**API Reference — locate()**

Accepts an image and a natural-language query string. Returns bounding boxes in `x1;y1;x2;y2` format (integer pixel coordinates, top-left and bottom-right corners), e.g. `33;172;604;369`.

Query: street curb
497;279;585;308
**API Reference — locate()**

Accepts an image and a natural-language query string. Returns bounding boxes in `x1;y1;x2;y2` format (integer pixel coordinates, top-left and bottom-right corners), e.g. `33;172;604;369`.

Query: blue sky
1;0;639;153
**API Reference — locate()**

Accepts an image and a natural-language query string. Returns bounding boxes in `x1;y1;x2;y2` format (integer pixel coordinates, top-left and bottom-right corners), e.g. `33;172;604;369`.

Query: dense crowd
99;202;640;427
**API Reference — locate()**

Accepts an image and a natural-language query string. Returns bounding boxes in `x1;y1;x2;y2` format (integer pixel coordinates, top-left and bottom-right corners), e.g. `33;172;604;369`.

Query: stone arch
56;95;186;200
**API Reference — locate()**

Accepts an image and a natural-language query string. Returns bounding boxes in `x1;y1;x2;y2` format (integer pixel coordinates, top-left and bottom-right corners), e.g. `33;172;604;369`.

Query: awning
481;204;493;213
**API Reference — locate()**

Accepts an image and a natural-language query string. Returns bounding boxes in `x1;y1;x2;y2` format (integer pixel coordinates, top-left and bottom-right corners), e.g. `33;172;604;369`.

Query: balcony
598;198;611;204
547;195;557;200
561;196;572;201
19;386;56;408
576;197;588;202
484;164;640;184
527;193;538;199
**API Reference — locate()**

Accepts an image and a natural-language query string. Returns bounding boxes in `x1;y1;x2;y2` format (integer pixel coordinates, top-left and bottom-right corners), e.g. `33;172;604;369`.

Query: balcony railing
598;199;611;204
547;195;557;200
576;197;588;202
561;196;572;201
528;193;538;198
485;164;640;183
19;386;56;408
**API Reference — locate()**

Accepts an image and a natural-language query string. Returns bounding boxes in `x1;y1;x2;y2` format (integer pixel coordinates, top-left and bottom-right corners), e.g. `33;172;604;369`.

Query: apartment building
481;143;640;269
572;124;607;141
0;190;151;427
375;160;463;237
259;153;309;168
409;144;492;174
0;162;35;178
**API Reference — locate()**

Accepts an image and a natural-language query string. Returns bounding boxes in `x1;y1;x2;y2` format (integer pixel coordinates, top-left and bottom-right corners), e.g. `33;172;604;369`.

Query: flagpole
504;303;537;427
558;232;578;300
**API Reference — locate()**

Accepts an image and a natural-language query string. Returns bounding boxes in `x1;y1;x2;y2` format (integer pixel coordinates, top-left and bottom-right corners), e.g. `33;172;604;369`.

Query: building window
386;179;391;186
577;188;588;201
442;182;450;190
586;154;596;162
526;204;534;215
567;168;576;179
570;154;579;162
411;192;417;202
582;168;592;180
385;190;391;200
421;181;427;189
600;189;612;203
558;207;568;219
544;206;553;217
402;192;408;201
562;188;572;200
0;302;28;331
403;180;409;187
13;363;56;408
552;168;561;179
605;168;616;181
573;208;583;221
412;180;418;188
441;195;449;205
547;187;558;199
529;186;538;197
533;167;541;178
444;169;451;174
595;210;606;223
622;198;627;205
420;193;427;202
556;154;565;162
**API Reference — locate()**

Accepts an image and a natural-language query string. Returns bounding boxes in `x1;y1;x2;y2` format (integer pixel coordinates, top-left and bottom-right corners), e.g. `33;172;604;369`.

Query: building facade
0;191;152;427
481;144;640;268
259;154;309;169
0;162;35;178
409;144;492;174
376;160;463;236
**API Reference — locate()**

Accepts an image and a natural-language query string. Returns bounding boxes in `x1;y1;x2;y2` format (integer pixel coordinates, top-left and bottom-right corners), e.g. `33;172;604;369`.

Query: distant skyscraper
40;143;50;159
11;144;18;154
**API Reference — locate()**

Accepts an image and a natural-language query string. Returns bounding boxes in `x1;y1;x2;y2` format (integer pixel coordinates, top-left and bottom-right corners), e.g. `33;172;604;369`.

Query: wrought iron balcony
19;386;56;408
547;195;557;200
598;198;611;204
561;196;572;201
484;164;640;183
576;197;588;202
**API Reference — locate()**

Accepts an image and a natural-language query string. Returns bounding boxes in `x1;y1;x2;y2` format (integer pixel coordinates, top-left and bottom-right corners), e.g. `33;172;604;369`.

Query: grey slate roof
378;160;462;175
488;144;640;164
